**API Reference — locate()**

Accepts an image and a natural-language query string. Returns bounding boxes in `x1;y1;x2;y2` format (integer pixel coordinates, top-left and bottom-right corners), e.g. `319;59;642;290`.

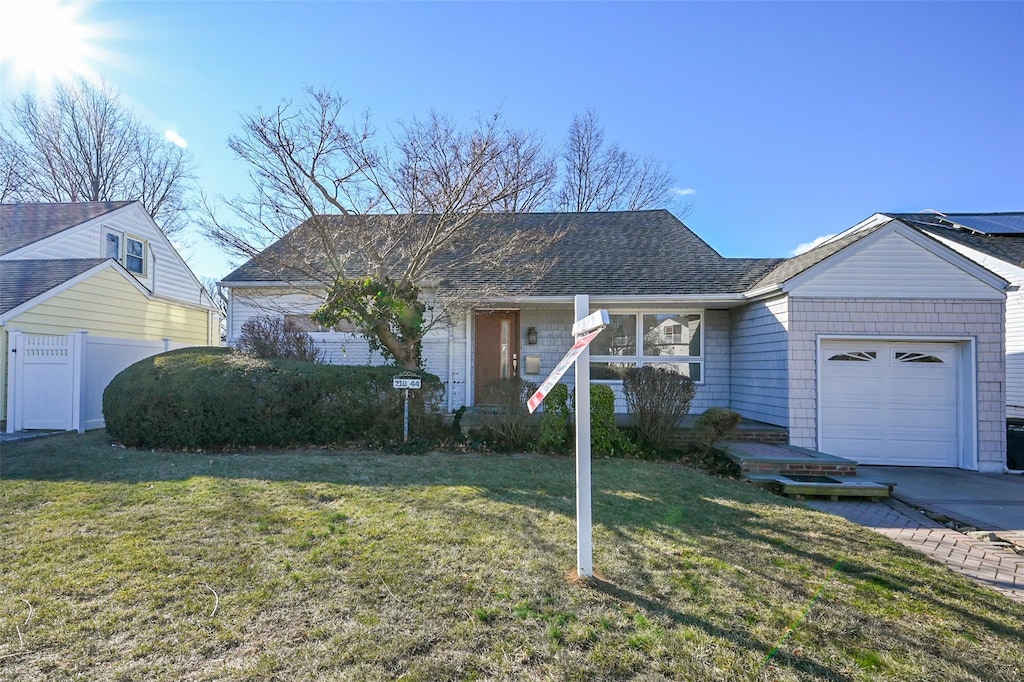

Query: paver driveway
806;498;1024;604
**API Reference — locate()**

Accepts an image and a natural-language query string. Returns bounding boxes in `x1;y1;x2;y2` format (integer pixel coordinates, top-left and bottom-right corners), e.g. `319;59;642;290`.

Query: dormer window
126;237;145;275
105;232;121;260
101;227;146;276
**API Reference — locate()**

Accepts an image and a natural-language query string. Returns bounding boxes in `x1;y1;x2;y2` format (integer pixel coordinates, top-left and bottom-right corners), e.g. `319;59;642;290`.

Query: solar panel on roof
943;214;1024;235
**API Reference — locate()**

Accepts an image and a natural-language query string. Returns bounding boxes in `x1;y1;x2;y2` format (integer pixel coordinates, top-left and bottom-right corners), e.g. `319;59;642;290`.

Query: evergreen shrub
104;347;442;449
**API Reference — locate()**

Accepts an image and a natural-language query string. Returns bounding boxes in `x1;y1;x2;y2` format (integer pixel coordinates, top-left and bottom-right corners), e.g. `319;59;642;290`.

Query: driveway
859;466;1024;546
807;467;1024;604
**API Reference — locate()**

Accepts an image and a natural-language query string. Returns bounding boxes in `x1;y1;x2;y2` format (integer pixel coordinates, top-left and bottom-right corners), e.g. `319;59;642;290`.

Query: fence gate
7;332;81;431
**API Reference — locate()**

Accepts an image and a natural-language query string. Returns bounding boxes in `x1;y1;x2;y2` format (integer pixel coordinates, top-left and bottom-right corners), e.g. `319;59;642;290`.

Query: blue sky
2;1;1022;281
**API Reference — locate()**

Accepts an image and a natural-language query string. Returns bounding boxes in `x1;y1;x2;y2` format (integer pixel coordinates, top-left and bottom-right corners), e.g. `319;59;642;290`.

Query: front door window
474;311;520;403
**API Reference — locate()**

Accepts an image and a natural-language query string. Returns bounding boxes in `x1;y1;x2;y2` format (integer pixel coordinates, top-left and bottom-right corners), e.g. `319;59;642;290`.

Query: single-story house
220;209;1011;472
1;201;221;432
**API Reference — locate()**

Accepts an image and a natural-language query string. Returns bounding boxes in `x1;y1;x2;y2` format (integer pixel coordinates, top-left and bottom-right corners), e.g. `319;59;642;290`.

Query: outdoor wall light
527;327;538;345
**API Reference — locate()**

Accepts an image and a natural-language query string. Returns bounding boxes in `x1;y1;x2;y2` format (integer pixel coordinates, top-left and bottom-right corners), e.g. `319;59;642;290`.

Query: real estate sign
526;328;603;413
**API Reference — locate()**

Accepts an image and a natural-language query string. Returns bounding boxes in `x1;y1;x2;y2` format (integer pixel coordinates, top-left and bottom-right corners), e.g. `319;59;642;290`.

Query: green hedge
103;347;444;449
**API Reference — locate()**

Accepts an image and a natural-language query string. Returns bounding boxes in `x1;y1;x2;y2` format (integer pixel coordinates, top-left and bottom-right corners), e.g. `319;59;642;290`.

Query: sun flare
0;0;109;89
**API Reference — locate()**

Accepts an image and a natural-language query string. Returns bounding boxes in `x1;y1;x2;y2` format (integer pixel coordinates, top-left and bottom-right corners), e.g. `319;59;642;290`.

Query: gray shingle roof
0;258;108;315
222;210;782;297
0;202;133;256
887;213;1024;268
751;220;892;289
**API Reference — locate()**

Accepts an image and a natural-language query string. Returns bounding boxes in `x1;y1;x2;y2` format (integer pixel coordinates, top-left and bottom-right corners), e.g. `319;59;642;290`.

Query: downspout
447;324;455;413
465;310;473;408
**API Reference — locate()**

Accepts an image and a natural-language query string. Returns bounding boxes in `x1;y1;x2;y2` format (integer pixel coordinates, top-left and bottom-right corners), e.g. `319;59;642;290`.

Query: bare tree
0;133;23;202
203;89;561;369
0;78;196;235
556;109;686;214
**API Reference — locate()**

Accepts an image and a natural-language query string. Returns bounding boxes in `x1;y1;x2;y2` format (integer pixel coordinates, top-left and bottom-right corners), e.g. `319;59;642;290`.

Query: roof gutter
741;283;785;301
469;293;752;307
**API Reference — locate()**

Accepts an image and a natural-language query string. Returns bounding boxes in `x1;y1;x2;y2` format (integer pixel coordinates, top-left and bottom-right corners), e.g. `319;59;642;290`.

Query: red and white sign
526;328;603;413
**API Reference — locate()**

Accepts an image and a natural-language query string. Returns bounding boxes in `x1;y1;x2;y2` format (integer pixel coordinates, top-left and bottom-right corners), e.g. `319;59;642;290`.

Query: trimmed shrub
693;407;742;450
623;366;696;451
477;378;538;450
237;315;323;363
103;347;443;449
572;384;634;457
538;383;571;454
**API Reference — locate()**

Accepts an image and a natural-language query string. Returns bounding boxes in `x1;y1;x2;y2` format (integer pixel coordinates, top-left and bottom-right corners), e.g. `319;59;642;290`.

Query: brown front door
474;310;520;403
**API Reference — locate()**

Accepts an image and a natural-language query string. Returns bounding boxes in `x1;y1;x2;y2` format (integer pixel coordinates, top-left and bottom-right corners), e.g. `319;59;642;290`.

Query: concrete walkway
806;498;1024;604
0;430;63;445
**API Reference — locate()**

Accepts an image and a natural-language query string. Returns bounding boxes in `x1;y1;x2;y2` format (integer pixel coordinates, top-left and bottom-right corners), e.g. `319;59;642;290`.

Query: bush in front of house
538;383;572;454
236;314;323;363
622;366;696;452
103;347;443;449
573;384;636;458
693;407;742;450
685;407;743;478
476;377;538;450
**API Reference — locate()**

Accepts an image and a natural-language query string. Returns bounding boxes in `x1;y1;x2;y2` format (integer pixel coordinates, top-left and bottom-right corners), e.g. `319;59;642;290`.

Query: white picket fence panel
6;331;191;433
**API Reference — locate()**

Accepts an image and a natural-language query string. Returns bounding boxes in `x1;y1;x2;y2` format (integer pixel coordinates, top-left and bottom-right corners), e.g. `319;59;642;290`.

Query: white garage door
819;341;959;467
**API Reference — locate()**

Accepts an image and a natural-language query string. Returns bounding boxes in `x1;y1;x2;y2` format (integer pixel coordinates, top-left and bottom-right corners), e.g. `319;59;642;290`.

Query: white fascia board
219;277;439;290
781;220;1009;294
897;224;1010;290
471;293;749;307
0;259;152;323
926;233;1024;281
218;280;324;288
794;213;890;254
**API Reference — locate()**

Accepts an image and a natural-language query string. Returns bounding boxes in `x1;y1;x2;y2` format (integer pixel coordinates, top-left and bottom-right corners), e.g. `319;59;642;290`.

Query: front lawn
1;432;1022;681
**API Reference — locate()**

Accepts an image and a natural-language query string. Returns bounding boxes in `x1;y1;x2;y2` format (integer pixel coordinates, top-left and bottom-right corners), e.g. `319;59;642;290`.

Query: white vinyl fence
6;331;191;433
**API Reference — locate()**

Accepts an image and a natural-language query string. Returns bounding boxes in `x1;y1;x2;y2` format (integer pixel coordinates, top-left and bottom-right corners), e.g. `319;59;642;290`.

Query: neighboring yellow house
1;201;221;432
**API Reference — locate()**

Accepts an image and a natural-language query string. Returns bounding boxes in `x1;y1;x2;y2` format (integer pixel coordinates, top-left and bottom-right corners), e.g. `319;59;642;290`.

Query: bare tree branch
203;89;562;369
1;78;197;236
556;109;686;215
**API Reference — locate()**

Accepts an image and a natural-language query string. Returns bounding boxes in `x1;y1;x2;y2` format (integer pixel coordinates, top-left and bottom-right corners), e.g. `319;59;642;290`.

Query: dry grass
1;431;1022;681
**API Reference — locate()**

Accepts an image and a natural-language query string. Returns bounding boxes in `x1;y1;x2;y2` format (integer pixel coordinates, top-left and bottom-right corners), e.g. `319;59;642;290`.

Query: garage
819;340;961;467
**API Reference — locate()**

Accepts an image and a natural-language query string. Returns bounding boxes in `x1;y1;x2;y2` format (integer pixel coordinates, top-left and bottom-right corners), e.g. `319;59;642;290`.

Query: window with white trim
590;311;703;382
125;236;146;275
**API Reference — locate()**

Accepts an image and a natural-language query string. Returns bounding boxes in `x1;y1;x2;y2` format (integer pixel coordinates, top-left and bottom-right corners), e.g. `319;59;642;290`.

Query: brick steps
723;441;894;500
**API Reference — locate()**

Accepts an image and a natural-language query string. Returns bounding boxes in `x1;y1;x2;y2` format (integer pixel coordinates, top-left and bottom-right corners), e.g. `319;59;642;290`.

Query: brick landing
722;441;859;477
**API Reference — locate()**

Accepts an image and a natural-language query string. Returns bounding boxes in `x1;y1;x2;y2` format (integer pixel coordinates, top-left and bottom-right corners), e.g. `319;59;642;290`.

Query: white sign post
574;294;594;578
526;296;608;579
393;374;421;442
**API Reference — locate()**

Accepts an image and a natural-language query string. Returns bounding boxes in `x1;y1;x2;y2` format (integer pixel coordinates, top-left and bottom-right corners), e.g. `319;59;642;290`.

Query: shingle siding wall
517;307;575;387
729;296;789;426
787;297;1006;471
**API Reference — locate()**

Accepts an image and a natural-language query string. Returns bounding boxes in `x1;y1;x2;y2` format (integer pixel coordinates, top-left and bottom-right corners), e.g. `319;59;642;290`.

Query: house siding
729;296;789;426
927;235;1023;420
228;285;468;407
788;230;1005;300
0;267;213;422
1008;286;1024;420
5;204;214;309
786;297;1006;471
